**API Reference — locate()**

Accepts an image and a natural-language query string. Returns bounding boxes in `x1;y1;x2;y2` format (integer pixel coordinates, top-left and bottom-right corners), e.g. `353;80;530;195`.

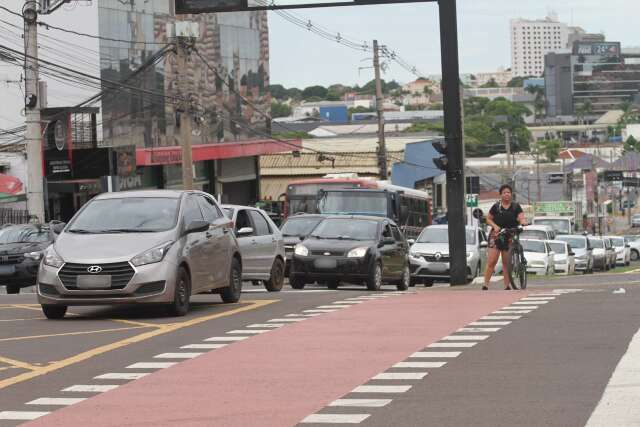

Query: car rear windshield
311;219;378;241
521;230;548;240
521;240;546;253
589;239;604;249
548;242;566;254
281;217;323;237
417;228;475;244
610;237;625;247
557;236;586;249
68;197;179;233
0;225;50;244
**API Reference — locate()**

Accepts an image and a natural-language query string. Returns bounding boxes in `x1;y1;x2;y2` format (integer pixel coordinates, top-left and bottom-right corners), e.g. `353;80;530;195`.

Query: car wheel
409;277;417;287
42;304;67;320
289;275;306;290
366;262;382;291
424;279;434;287
397;264;410;291
168;267;191;316
221;258;242;304
6;284;20;294
327;280;339;290
264;258;285;292
631;250;639;262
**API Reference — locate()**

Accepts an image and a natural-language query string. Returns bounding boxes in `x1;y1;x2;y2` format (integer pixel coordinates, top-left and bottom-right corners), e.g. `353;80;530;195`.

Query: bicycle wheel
506;245;519;290
517;251;527;290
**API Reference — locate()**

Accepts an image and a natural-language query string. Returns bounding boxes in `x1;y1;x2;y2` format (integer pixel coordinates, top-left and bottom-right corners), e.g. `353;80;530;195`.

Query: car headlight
347;247;368;258
294;244;309;257
409;252;421;260
24;251;43;261
131;241;174;267
43;247;64;268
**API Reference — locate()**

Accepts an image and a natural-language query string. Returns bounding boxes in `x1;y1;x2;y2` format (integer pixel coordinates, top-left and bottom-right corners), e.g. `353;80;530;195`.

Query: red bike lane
25;291;523;427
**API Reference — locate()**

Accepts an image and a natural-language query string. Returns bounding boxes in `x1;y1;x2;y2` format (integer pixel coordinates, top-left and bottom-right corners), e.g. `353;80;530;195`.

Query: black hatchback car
289;216;410;291
0;223;57;294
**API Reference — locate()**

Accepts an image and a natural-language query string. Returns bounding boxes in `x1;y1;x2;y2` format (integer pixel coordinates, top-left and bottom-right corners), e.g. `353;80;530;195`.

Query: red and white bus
285;175;431;238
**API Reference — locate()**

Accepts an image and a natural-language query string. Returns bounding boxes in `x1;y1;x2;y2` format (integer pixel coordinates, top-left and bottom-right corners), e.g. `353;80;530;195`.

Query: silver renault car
37;190;243;319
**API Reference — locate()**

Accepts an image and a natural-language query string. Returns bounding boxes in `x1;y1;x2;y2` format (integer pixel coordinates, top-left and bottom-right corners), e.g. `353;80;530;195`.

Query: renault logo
435;252;442;261
87;266;103;274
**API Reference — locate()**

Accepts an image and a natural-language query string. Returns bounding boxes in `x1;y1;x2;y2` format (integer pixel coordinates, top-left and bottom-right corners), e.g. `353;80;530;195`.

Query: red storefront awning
136;139;302;167
0;173;24;195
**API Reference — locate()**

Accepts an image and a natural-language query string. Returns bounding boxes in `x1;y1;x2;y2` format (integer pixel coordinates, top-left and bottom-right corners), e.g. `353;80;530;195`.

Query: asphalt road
0;271;638;427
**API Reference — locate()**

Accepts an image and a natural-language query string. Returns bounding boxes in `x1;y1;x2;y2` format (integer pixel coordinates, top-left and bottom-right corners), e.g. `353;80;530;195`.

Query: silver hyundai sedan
37;190;243;319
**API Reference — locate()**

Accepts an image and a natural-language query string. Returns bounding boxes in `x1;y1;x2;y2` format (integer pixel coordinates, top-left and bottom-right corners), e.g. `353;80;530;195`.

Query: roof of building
595;110;624;125
612;151;640;171
559;149;588;160
564;154;611;171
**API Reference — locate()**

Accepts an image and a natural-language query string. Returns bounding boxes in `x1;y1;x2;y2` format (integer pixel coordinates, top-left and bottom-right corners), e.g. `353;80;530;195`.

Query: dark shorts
488;230;512;251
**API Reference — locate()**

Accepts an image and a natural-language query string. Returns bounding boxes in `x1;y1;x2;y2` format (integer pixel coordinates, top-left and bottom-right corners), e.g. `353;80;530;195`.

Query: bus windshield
318;191;388;216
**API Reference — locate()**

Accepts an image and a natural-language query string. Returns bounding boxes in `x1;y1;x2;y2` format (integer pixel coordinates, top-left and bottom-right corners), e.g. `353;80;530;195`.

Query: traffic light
432;140;448;171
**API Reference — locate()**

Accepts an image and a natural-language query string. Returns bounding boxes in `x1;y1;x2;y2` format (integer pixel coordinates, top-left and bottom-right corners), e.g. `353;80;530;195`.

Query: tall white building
511;13;570;77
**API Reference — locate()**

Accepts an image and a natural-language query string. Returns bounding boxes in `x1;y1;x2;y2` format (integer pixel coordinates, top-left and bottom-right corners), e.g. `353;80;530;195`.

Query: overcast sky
1;0;639;130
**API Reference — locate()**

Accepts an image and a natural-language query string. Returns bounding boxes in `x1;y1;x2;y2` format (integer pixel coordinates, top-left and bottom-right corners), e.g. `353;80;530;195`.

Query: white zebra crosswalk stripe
393;361;447;368
204;336;248;342
442;335;489;341
410;351;461;358
126;362;176;369
0;411;49;420
94;373;149;380
329;399;392;408
469;321;512;326
352;385;412;393
428;342;477;348
301;414;370;424
62;385;119;393
27;398;86;406
458;327;501;332
372;372;427;380
154;353;203;359
483;315;522;320
227;329;270;334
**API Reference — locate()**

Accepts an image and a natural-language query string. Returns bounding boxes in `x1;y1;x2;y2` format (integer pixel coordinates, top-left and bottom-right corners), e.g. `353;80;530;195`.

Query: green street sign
466;194;478;207
534;201;575;214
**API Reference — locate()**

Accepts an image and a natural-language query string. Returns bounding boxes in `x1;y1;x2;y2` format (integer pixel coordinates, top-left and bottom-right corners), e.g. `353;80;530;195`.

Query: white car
608;236;630;266
547;240;575;275
624;236;640;262
521;239;555;275
520;225;556;241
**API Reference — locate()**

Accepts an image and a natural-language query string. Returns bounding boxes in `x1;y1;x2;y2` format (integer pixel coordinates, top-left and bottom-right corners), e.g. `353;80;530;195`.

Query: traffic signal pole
438;0;466;286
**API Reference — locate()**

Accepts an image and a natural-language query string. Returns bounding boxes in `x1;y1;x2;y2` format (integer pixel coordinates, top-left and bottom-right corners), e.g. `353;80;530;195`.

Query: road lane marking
372;372;427;380
204;336;249;342
502;306;538;310
154;353;203;359
126;362;176;369
227;329;270;334
410;351;461;358
352;385;412;393
303;309;337;313
333;301;363;304
317;305;350;309
0;317;46;322
0;299;276;391
0;326;150;343
63;384;119;393
108;319;166;328
469;321;512;326
301;414;370;424
180;344;227;349
94;373;149;380
493;310;531;314
0;411;49;420
329;399;391;408
442;335;489;341
458;327;501;332
482;315;522;320
393;361;446;368
268;318;305;322
0;355;39;371
521;297;555;301
246;324;283;328
513;301;548;305
428;342;477;348
27;397;86;406
285;313;321;317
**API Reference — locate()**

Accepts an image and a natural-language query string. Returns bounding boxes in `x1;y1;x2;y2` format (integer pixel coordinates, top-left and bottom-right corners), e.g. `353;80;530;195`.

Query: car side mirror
237;227;254;236
407;239;415;245
626;244;631;248
480;241;488;248
51;222;66;234
185;220;210;235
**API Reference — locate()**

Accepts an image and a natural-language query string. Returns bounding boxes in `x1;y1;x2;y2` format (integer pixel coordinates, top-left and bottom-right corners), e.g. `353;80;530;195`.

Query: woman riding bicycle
483;184;527;290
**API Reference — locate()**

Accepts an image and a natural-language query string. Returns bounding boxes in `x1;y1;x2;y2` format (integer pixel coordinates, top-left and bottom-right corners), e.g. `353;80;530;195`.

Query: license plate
428;263;448;273
76;275;112;289
0;265;15;276
314;258;337;269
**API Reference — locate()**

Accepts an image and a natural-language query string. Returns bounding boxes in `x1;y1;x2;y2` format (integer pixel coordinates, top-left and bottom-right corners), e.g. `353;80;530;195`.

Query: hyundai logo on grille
87;266;103;274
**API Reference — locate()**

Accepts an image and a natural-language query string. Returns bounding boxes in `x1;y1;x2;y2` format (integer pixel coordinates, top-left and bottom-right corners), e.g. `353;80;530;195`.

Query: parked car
520;225;556;241
223;205;285;292
521;239;555;275
624;235;640;261
279;214;326;277
632;214;640;228
547;240;575;275
408;225;487;286
588;237;610;271
608;236;630;266
603;237;617;270
290;216;410;291
0;224;57;294
556;234;594;274
38;190;243;319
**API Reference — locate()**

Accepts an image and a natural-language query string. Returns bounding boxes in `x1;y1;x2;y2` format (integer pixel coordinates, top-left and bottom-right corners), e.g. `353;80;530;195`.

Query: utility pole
23;1;45;222
175;26;196;190
505;130;512;173
535;143;542;202
373;40;387;180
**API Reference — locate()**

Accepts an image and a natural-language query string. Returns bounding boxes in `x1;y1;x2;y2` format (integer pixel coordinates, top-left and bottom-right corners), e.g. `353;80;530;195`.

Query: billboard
574;42;621;64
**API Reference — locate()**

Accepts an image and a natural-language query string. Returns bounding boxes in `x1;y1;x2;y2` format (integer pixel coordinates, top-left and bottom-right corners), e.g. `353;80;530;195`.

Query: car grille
58;262;135;290
422;254;451;262
0;254;24;265
310;250;345;256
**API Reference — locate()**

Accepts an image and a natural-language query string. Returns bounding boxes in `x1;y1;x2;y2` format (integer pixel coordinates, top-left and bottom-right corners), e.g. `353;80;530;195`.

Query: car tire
264;258;285;292
423;279;434;287
397;264;410;291
42;304;67;320
631;250;639;262
6;284;20;294
289;275;306;290
221;258;242;304
327;280;339;290
409;278;417;287
366;262;383;291
168;267;191;316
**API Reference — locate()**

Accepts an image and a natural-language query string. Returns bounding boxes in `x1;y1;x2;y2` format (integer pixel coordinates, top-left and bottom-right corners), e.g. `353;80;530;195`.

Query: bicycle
500;227;527;290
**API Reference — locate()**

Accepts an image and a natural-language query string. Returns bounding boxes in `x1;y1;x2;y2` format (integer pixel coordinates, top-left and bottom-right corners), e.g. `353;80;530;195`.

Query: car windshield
521;230;548;240
589;239;604;249
417;228;475;244
548;242;566;254
557;236;586;249
533;219;571;233
0;225;50;244
521;240;546;253
224;208;234;218
68;197;180;233
610;237;624;247
311;219;378;240
281;217;323;237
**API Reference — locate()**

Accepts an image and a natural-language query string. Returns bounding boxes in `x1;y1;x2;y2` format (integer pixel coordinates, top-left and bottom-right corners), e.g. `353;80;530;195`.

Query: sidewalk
25;291;524;427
